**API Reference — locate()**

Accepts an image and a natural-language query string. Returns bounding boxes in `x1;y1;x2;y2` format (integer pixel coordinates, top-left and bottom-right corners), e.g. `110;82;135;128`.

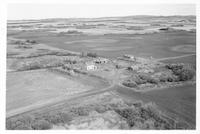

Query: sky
7;4;196;20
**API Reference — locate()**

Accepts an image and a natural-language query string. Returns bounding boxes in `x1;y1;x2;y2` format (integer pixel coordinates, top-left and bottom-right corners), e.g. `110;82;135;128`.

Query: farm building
123;54;136;60
86;62;97;71
128;65;140;71
94;58;109;64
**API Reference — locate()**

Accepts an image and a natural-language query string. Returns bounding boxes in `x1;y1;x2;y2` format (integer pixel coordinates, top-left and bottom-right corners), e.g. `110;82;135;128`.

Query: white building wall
87;65;97;70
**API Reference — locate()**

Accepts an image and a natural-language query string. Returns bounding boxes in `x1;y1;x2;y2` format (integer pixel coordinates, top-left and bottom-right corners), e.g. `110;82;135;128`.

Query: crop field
10;30;196;59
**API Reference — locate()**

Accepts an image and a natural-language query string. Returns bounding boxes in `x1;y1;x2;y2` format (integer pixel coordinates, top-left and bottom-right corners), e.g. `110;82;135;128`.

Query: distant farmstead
86;62;97;71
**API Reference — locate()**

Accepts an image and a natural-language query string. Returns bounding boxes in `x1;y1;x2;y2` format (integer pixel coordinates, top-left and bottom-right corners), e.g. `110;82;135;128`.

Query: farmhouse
86;62;97;71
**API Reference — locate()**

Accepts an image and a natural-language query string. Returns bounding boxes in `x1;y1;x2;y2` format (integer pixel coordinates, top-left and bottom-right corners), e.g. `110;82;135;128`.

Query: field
6;69;109;117
10;30;196;59
161;55;196;65
6;15;196;130
7;91;192;130
114;84;196;128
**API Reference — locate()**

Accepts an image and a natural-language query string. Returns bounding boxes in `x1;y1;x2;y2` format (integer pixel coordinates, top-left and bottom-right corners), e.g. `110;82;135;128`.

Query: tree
31;119;52;130
87;52;97;58
166;63;195;81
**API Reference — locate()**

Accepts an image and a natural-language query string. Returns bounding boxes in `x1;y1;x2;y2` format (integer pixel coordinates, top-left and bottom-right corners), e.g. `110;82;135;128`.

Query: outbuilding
123;54;135;60
94;58;109;64
86;62;97;71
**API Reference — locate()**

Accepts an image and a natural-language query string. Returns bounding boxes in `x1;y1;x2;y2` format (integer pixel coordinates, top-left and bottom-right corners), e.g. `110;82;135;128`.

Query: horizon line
7;14;196;21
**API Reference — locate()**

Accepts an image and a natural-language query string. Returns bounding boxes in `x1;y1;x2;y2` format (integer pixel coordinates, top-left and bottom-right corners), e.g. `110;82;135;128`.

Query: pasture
6;69;108;115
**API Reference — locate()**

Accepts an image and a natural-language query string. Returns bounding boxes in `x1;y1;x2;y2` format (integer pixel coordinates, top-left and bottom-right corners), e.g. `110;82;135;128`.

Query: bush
26;40;37;44
159;27;169;31
42;112;72;124
87;52;97;58
166;64;195;81
126;101;142;108
6;115;33;130
15;124;32;130
59;112;73;123
139;74;158;84
175;68;194;81
134;76;147;85
133;74;158;85
81;52;86;57
127;66;133;71
14;40;22;44
66;30;82;34
115;102;176;129
116;64;122;69
47;114;63;124
140;103;160;120
31;119;52;130
159;75;169;82
166;63;183;70
122;81;137;88
21;64;41;71
6;112;72;130
63;59;76;64
95;105;108;113
123;74;160;88
157;72;178;83
70;106;90;116
115;107;140;119
148;78;159;84
115;107;141;127
17;58;65;71
16;45;32;49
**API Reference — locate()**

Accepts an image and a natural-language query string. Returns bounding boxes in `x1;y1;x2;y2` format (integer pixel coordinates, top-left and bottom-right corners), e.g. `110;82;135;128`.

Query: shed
86;62;97;71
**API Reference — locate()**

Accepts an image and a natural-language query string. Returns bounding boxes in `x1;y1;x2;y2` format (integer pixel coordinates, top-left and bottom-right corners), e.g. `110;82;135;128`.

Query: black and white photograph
0;0;199;132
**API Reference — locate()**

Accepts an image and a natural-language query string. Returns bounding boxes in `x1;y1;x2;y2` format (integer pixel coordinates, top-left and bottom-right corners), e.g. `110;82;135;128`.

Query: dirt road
156;54;195;62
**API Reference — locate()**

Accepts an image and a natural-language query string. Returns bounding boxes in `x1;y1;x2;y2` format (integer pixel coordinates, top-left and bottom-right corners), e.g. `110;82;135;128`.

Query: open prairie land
9;31;196;60
6;15;196;130
6;69;109;117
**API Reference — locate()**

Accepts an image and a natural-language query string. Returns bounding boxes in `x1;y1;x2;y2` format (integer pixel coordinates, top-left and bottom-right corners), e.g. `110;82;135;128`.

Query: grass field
115;84;196;128
161;55;196;65
6;69;108;113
